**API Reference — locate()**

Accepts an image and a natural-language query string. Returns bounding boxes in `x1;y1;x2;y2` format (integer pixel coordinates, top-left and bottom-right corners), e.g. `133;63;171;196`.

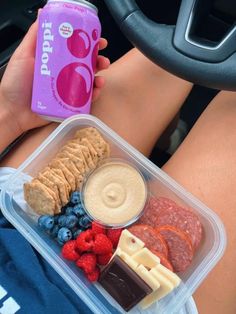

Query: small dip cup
81;158;148;228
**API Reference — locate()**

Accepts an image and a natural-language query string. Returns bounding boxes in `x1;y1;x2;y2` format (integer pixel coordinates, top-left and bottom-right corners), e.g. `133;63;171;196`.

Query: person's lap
1;49;235;313
163;91;236;314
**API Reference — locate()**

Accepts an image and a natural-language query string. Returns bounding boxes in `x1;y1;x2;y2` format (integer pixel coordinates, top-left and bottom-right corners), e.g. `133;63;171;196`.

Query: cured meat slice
140;196;202;250
128;224;168;258
156;205;202;250
157;225;193;273
150;249;173;271
139;197;177;227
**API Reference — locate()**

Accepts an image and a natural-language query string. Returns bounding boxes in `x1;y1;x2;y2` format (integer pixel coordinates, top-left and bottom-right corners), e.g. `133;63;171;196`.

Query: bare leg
163;91;236;314
1;48;192;168
92;49;192;156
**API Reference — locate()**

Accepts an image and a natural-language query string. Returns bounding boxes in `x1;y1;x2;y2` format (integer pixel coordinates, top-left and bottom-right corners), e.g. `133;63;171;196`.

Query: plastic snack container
0;115;227;314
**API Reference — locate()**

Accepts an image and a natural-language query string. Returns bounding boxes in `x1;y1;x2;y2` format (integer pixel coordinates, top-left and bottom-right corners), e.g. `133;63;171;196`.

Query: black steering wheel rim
103;0;236;91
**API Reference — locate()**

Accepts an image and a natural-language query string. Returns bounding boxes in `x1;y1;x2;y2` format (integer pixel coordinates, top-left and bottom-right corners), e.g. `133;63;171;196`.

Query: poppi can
31;0;101;121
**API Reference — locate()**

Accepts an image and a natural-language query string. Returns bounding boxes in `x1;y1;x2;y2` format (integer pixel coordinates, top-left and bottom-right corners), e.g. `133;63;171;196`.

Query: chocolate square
99;256;152;311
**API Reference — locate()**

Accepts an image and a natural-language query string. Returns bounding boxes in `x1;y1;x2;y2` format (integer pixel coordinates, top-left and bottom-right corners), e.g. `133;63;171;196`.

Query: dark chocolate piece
99;256;152;311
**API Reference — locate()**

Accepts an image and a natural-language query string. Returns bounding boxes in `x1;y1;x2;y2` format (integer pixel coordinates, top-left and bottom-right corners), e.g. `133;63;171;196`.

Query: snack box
0;115;226;313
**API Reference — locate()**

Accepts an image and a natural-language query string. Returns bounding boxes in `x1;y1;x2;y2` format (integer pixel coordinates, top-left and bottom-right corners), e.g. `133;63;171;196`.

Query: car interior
1;0;236;166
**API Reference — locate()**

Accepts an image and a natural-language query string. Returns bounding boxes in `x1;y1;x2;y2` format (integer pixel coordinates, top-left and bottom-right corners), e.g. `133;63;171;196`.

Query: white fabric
0;167;198;314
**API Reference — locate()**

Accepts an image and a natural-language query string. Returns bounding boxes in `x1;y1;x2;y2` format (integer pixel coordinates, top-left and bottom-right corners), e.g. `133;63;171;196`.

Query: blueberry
58;215;67;227
79;215;91;229
70;191;81;205
65;215;79;229
73;204;85;217
60;206;67;215
57;227;72;243
50;225;60;238
38;215;48;228
53;214;60;225
73;228;83;239
38;215;54;230
65;206;75;216
57;239;65;246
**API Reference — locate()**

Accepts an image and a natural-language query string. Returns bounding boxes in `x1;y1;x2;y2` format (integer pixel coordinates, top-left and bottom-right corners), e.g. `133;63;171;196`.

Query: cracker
62;145;90;172
57;151;86;175
69;138;99;165
66;143;96;170
37;174;61;212
50;167;71;193
77;138;99;165
56;157;83;190
50;159;76;191
24;180;56;215
41;170;69;206
74;127;110;159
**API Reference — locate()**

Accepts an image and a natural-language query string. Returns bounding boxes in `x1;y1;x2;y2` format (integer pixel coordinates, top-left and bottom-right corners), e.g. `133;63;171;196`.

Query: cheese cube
135;265;160;291
132;248;160;269
140;269;174;309
117;230;145;255
155;264;181;287
115;248;139;271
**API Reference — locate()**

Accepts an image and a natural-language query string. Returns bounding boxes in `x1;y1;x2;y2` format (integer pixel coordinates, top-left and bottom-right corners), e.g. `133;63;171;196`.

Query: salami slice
139;197;177;227
150;249;174;272
157;225;193;273
128;224;168;258
155;204;202;250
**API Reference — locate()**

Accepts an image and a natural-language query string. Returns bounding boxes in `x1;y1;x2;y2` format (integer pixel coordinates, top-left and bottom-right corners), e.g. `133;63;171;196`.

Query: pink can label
31;0;101;121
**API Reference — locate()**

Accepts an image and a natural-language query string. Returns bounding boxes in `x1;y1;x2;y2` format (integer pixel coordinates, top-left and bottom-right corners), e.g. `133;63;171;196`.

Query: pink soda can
31;0;101;121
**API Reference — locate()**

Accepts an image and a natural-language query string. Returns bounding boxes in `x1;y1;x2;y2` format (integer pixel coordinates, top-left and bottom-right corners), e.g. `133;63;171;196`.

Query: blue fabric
0;211;92;314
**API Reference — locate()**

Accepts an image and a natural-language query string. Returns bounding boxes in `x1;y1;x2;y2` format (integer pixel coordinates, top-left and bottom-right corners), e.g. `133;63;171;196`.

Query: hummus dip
83;161;147;226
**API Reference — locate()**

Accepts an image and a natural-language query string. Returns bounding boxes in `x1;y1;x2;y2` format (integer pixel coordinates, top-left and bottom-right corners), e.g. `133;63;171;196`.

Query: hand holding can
32;0;102;121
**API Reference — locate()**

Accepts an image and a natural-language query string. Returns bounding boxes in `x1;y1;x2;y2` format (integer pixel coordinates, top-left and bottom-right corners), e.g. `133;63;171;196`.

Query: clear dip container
0;115;227;314
81;158;148;228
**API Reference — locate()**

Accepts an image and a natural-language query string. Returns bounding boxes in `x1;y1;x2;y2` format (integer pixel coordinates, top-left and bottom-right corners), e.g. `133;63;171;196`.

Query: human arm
1;47;193;167
0;14;109;154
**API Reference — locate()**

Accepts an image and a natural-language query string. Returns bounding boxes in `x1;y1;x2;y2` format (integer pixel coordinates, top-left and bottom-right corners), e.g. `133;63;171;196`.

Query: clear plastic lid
0;114;227;314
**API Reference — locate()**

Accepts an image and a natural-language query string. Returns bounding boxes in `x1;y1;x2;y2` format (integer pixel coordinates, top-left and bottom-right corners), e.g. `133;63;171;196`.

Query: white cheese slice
155;264;181;287
115;248;139;271
140;269;174;309
135;265;160;291
117;229;145;255
132;248;160;269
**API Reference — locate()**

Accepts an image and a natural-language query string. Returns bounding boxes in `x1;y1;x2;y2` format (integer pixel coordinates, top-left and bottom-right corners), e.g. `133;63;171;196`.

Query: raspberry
97;252;113;266
91;222;106;235
76;253;97;274
61;240;80;261
86;267;100;282
76;229;94;252
93;233;113;255
106;228;123;248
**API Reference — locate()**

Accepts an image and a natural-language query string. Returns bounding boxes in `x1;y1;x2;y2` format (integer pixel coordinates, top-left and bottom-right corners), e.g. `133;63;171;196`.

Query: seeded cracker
37;174;61;213
74;127;110;159
50;167;71;193
62;145;90;172
24;180;56;215
50;159;76;191
66;142;96;170
76;138;99;165
55;157;83;190
41;169;69;206
69;138;99;165
56;151;85;175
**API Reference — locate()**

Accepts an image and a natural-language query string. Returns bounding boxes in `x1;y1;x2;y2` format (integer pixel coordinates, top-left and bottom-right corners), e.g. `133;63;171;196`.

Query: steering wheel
103;0;236;91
